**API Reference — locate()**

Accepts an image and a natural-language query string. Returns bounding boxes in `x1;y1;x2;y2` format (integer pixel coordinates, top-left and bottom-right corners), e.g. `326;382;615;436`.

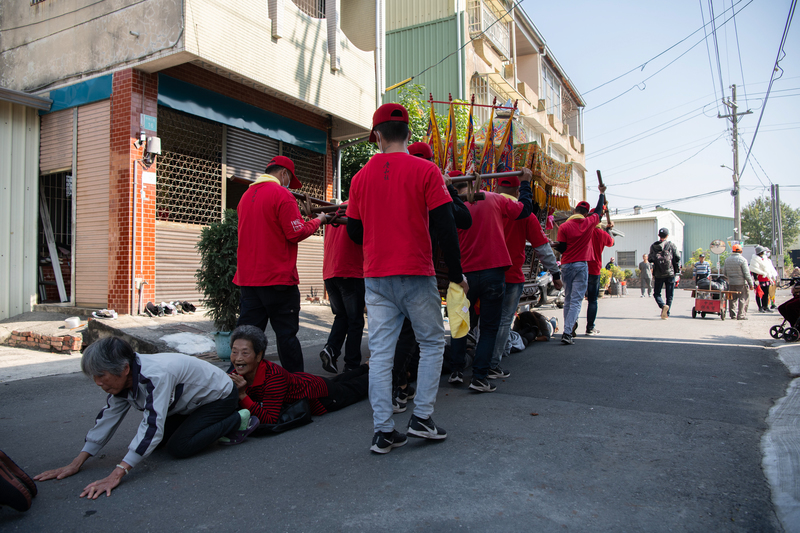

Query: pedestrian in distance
723;244;754;320
346;103;467;454
34;337;258;499
648;228;681;319
604;257;615;271
234;156;327;372
586;221;615;336
639;254;653;297
750;245;773;313
320;199;365;375
693;254;711;284
553;187;607;345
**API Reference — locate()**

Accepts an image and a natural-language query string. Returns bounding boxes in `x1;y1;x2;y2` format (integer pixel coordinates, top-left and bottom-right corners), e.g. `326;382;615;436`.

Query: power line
708;0;728;102
740;0;797;179
730;0;750;106
591;109;708;157
699;0;722;115
600;132;728;174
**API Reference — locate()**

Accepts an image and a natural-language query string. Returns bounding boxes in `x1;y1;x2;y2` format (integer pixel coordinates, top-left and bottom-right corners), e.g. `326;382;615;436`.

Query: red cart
686;289;740;320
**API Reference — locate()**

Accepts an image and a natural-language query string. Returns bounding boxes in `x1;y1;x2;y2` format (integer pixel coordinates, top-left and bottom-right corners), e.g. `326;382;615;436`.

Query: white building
603;210;685;272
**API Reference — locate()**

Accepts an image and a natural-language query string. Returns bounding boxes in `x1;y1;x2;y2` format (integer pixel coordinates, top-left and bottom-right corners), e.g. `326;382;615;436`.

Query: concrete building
1;0;380;315
384;0;587;205
603;210;685;273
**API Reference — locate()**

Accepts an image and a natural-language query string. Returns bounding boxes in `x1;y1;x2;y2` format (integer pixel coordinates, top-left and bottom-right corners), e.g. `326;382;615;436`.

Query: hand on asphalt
80;471;123;499
34;463;80;481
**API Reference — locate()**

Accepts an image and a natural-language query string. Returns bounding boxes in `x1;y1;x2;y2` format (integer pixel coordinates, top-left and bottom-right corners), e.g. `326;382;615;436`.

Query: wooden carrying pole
596;170;612;226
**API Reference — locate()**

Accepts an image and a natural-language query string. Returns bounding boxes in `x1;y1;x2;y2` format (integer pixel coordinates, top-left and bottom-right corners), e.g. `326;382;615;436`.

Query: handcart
686;288;740;320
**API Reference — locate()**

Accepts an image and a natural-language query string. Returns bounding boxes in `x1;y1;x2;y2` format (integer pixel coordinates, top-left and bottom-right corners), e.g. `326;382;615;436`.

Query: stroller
770;277;800;342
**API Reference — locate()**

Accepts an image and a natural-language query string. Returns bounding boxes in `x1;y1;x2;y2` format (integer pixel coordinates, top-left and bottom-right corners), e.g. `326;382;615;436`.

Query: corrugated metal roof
384;15;462;105
672;210;735;260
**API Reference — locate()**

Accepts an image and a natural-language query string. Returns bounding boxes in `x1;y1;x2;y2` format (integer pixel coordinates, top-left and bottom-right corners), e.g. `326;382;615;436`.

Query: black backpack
655;243;673;274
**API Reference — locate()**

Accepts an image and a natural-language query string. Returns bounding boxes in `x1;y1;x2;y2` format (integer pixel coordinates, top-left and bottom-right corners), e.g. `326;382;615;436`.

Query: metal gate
40;109;73;174
226;126;280;182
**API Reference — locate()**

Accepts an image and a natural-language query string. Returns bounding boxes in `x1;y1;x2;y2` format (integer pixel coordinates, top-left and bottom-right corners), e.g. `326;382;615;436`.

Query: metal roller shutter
74;101;110;307
297;235;324;301
226;127;280;181
40;109;73;174
155;221;204;304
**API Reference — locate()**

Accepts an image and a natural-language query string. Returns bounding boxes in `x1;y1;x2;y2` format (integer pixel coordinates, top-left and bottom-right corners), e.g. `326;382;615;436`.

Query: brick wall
108;69;159;314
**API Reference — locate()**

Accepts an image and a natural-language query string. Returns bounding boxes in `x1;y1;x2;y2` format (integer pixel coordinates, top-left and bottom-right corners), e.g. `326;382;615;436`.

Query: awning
0;86;52;111
158;75;326;154
40;74;112;115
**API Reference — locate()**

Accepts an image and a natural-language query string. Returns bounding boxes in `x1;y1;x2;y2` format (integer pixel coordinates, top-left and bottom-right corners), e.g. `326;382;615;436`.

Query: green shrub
196;209;240;331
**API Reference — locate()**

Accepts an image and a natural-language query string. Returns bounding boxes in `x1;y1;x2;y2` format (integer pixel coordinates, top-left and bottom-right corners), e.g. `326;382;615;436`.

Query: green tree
741;197;800;267
338;84;469;200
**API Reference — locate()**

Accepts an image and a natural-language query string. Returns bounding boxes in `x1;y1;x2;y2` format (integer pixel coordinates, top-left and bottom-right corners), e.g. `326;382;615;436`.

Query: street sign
140;114;157;132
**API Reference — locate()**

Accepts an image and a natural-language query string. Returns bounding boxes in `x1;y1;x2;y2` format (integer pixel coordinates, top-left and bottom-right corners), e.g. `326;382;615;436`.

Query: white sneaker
660;305;670;319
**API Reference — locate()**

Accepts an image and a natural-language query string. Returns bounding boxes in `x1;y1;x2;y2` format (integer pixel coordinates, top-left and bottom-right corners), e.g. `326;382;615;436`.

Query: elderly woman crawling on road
228;325;369;427
34;337;259;499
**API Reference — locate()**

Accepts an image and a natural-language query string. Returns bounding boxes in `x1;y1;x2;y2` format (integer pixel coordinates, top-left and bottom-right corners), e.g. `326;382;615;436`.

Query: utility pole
719;84;752;242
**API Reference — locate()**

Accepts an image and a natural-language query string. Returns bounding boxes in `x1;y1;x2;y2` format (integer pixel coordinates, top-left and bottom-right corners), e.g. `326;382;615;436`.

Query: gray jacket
723;253;753;287
82;353;234;467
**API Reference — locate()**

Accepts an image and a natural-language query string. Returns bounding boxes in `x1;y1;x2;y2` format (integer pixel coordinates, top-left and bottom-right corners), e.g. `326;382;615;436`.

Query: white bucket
65;317;81;328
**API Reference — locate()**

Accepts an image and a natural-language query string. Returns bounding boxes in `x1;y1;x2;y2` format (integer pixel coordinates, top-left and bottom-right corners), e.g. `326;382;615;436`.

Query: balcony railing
468;0;511;60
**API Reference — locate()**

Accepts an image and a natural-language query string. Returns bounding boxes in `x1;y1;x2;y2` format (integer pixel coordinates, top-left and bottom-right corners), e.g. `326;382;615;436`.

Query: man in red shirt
490;176;561;373
585;222;615;336
554;188;607;345
320;200;365;375
233;156;326;373
449;169;535;392
346;103;467;453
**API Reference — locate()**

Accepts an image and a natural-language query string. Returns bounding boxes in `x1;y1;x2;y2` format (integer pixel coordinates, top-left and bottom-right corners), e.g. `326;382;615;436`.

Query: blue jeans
324;277;365;370
586;274;601;332
561;262;589;336
451;267;506;380
653;276;675;313
364;276;445;433
491;281;525;368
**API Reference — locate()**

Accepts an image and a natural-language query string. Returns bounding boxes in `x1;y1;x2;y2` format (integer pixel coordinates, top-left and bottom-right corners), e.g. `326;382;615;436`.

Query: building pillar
108;69;158;314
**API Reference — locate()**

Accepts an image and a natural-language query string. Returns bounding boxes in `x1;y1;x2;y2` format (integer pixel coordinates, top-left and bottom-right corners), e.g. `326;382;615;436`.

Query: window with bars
617;251;637;268
157;108;223;225
283;144;327;236
292;0;325;18
467;0;511;59
38;171;72;302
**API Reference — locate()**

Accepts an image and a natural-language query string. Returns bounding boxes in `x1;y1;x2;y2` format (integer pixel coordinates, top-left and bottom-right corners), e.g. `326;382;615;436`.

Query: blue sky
521;0;799;222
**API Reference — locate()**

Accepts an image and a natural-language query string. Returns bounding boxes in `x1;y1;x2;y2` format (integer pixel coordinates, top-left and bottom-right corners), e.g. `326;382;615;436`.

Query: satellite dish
710;240;726;254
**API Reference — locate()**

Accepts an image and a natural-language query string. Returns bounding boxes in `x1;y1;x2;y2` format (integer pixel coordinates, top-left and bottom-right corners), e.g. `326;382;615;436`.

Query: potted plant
599;268;612;297
196;209;240;360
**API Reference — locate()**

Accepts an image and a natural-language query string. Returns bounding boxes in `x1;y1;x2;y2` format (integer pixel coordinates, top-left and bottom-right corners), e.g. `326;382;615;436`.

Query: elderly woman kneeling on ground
228;325;369;427
34;337;259;499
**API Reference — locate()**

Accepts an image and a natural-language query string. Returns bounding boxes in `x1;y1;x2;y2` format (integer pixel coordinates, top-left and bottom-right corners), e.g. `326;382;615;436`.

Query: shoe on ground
660;305;670;319
0;464;32;512
319;346;338;374
561;333;574;345
370;430;408;454
771;304;777;309
765;308;774;313
585;329;600;336
487;366;511;379
448;371;464;384
407;414;447;440
395;385;416;405
219;414;259;446
392;396;407;414
0;451;36;498
468;377;497;393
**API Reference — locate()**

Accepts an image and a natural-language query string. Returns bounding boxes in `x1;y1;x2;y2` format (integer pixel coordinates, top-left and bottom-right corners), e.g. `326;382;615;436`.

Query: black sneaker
561;333;574;345
319;346;338;374
392;396;407;414
487;366;511;379
370;430;408;454
396;385;416;405
407;415;447;440
585;329;600;336
468;377;496;392
448;371;463;384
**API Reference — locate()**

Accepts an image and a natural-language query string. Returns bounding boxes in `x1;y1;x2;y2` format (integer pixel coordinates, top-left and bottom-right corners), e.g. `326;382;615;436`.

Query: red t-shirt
588;226;615;275
556;212;601;264
457;192;524;273
346;153;452;278
233;180;321;287
504;212;550;283
323;201;364;280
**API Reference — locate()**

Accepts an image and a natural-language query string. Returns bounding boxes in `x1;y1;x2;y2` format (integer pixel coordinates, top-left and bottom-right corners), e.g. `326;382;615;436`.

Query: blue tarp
41;74;113;115
157;74;326;154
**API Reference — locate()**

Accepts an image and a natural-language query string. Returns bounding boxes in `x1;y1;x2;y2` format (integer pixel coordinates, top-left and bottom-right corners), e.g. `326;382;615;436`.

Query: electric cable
699;0;722;115
730;0;751;106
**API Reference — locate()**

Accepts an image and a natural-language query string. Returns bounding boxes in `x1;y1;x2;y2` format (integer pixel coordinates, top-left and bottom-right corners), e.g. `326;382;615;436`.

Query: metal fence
157;108;223;225
292;0;325;18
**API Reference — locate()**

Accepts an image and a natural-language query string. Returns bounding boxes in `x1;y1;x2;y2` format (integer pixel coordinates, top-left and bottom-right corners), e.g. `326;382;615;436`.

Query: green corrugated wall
672;210;735;260
384;14;463;107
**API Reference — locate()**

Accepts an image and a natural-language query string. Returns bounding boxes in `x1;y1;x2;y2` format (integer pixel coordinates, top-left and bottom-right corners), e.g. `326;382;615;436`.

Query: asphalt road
0;290;790;532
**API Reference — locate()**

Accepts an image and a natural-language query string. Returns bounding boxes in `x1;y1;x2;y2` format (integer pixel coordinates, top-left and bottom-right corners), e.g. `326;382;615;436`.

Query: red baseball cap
408;142;433;161
498;176;520;187
576;200;591;210
266;156;302;189
447;170;464;178
369;103;409;143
